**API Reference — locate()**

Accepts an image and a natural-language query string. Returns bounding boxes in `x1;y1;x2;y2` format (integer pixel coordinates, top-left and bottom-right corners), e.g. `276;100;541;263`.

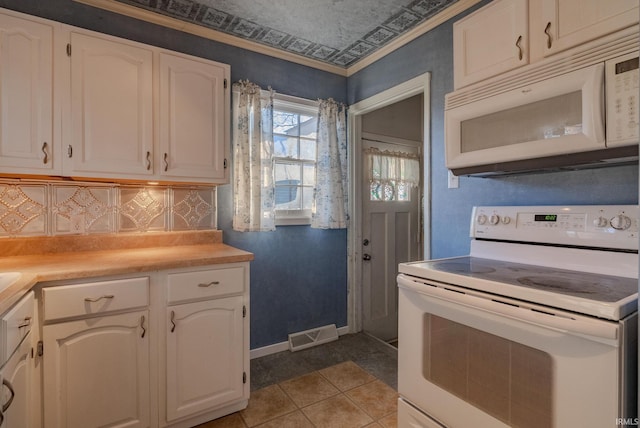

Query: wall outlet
70;214;85;234
447;170;459;189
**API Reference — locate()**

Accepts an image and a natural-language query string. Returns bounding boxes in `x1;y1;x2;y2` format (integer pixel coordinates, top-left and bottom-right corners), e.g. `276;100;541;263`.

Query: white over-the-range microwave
445;51;639;176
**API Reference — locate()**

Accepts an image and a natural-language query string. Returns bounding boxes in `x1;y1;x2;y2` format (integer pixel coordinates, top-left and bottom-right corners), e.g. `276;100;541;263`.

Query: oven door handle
398;275;618;341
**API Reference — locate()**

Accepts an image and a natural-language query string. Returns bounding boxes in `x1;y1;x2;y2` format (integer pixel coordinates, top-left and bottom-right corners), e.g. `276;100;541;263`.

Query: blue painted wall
348;1;639;259
0;0;348;349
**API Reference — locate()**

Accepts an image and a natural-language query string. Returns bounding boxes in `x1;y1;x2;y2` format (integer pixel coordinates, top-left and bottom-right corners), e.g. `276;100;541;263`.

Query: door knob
363;254;372;261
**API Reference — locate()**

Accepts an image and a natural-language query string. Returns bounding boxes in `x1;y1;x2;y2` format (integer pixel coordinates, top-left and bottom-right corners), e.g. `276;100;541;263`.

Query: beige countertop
0;231;254;314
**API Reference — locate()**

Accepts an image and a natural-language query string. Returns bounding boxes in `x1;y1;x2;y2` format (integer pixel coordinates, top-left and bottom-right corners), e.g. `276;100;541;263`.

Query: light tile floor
198;361;398;428
198;333;398;428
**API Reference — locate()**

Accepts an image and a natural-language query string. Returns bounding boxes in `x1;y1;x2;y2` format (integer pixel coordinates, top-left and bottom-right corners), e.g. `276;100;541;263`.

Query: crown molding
73;0;349;76
74;0;479;77
345;0;482;76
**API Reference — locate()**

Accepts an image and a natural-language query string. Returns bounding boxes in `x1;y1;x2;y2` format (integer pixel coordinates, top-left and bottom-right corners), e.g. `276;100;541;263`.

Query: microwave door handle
398;275;618;340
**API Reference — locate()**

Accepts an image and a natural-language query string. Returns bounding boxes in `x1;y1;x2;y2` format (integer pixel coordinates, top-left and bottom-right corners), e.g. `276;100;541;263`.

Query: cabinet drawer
43;277;149;322
167;267;244;304
2;291;34;364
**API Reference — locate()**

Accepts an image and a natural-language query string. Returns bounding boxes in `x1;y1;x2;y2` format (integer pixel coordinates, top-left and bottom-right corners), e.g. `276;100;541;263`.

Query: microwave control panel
605;52;639;146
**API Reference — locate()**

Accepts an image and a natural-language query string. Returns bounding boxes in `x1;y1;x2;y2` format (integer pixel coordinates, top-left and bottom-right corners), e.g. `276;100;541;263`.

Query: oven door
397;274;631;428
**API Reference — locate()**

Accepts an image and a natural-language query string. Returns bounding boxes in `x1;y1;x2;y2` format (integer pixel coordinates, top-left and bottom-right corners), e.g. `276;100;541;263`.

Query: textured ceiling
113;0;460;68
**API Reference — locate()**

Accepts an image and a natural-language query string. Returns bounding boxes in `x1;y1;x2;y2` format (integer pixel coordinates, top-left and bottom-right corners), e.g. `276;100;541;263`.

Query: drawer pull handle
2;378;15;413
170;310;176;333
198;281;220;288
18;316;32;329
84;295;115;303
140;315;146;338
163;153;169;171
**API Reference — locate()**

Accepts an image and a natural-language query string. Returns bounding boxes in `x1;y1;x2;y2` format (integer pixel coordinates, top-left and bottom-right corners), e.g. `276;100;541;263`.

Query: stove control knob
593;216;609;228
489;214;500;225
501;216;511;225
477;214;487;225
610;214;632;231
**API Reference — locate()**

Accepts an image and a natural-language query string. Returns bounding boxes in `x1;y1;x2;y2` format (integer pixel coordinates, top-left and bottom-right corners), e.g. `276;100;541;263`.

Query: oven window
423;314;553;427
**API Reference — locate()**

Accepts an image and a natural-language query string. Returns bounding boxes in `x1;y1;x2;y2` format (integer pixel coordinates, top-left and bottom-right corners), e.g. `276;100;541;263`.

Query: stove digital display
535;214;557;222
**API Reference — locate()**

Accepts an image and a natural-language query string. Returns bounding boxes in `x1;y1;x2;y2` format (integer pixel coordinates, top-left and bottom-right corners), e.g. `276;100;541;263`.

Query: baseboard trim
250;326;351;360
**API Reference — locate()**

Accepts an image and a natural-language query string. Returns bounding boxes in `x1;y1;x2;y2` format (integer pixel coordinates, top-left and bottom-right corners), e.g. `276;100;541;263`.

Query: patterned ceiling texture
113;0;459;68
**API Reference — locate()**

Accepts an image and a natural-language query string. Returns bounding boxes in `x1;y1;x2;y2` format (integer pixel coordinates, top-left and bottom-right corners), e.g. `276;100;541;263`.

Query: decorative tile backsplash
0;179;217;237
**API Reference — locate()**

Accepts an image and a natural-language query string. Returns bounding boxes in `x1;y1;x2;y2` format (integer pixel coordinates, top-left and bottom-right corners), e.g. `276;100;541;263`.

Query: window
272;97;319;225
367;149;420;202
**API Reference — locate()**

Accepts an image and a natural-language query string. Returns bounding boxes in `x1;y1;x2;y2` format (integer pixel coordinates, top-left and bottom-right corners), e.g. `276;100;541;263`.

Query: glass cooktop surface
426;257;637;303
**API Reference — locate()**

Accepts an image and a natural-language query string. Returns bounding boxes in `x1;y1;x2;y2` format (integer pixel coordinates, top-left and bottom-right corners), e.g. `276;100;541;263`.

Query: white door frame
347;72;432;333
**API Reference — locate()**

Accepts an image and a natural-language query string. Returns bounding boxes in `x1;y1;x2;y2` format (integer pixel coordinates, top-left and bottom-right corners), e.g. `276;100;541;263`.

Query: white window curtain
367;148;420;187
311;99;348;229
232;80;276;232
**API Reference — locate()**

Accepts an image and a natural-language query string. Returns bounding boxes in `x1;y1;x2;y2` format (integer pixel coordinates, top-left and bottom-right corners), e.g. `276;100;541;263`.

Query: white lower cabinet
165;296;245;422
1;337;32;428
38;263;249;428
162;264;249;427
1;291;36;428
42;310;151;428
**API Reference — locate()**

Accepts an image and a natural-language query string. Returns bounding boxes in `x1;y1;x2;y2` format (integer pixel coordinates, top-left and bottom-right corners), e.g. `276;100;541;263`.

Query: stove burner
432;261;496;274
516;276;599;294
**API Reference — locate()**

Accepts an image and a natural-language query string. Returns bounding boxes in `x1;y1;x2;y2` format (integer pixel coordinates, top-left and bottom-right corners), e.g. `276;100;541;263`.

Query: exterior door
361;138;421;342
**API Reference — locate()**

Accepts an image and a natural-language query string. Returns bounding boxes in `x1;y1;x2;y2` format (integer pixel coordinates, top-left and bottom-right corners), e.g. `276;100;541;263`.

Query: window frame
270;94;319;226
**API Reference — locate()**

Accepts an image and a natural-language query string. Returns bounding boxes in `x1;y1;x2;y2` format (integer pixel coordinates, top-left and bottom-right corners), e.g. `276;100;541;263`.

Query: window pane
300;139;316;161
275;186;300;209
273;111;299;135
303;164;315;185
299;116;317;139
397;182;411;201
274;135;299;158
275;163;301;186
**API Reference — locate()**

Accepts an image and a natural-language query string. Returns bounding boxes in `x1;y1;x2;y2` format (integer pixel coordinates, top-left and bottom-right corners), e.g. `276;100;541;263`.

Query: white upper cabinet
453;0;639;89
453;0;529;89
531;0;639;61
0;7;231;184
66;31;154;179
159;52;229;183
0;12;57;175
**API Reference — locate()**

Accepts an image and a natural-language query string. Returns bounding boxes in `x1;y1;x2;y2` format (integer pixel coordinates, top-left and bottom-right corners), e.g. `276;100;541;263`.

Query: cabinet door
67;32;153;178
43;310;150;428
159;52;228;182
166;296;244;422
453;0;528;89
534;0;639;58
0;13;55;174
0;338;32;428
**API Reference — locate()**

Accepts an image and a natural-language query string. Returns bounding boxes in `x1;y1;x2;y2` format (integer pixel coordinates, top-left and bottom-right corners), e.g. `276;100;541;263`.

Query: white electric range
397;205;638;428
